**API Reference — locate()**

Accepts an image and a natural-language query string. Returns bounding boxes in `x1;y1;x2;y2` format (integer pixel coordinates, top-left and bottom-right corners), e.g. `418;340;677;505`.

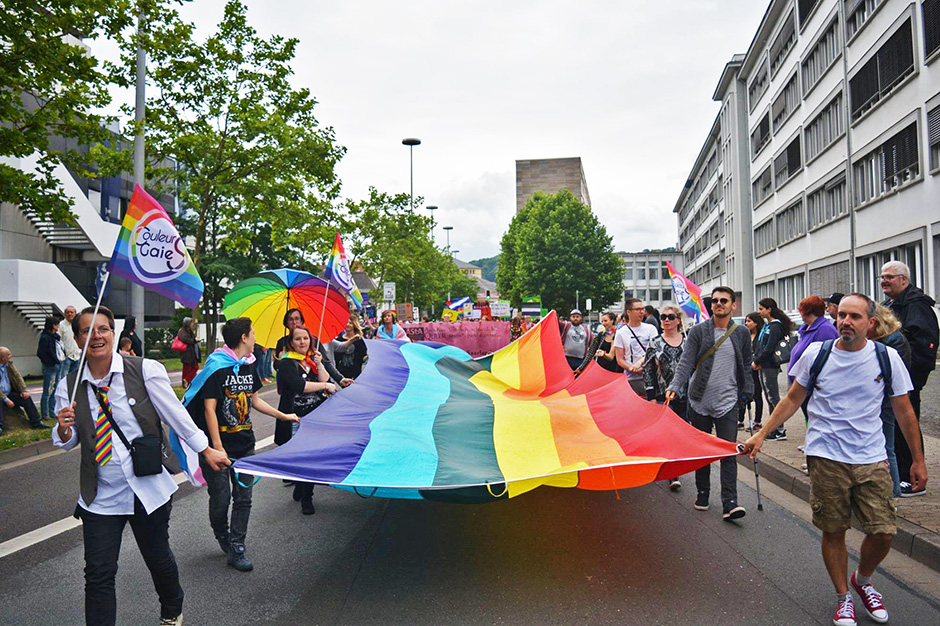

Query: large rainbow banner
666;261;710;323
235;311;738;502
107;184;204;309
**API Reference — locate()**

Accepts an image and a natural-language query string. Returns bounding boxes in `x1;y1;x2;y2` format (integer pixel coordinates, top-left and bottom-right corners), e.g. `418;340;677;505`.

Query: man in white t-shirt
743;294;926;626
614;298;659;397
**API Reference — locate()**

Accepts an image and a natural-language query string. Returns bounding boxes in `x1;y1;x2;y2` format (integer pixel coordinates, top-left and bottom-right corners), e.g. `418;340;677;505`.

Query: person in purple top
788;295;840;385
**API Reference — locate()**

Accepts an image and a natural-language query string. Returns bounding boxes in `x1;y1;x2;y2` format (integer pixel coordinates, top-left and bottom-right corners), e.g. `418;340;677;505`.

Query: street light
402;137;421;211
442;225;453;250
451;249;460;260
426;205;437;244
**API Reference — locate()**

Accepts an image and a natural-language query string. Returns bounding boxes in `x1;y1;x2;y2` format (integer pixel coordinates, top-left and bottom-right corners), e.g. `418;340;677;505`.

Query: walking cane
745;402;764;512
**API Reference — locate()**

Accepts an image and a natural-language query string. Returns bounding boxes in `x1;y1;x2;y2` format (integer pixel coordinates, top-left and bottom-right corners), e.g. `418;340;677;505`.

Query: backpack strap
804;339;834;400
873;341;893;396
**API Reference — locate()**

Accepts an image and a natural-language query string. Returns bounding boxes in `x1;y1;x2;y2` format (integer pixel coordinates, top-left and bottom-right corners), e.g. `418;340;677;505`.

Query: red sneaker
832;596;856;626
850;572;888;623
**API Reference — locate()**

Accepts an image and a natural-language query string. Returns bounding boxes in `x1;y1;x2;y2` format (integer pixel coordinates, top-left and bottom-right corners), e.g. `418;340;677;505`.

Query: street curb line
736;454;940;574
0;438;55;466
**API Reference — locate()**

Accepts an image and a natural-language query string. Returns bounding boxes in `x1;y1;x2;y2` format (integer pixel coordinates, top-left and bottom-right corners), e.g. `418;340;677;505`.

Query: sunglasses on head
712;298;731;305
660;313;678;321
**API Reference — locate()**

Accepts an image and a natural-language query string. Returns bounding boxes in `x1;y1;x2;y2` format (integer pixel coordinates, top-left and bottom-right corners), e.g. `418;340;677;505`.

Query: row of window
849;18;914;122
804;91;845;162
683;218;724;268
622;289;676;304
846;0;886;41
679;180;722;248
686;251;726;289
853;120;920;205
802;14;841;97
623;261;671;282
678;147;721;226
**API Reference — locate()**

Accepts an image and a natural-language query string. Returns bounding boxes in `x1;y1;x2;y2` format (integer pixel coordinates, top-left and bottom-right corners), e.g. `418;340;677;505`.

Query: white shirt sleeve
886;346;914;397
613;328;627;351
791;342;820;388
141;359;209;454
51;376;78;449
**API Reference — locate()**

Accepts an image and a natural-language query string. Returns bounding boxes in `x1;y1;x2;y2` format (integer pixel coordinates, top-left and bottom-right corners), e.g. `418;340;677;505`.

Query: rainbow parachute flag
235;311;738;502
323;232;363;309
107;184;203;308
666;261;709;322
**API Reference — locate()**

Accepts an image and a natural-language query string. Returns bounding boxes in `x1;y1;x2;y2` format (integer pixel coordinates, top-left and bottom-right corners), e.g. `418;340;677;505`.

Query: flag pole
69;271;111;404
315;278;331;352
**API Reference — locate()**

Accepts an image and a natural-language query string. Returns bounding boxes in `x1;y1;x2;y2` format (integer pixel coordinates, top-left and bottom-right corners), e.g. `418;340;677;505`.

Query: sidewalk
736;416;940;572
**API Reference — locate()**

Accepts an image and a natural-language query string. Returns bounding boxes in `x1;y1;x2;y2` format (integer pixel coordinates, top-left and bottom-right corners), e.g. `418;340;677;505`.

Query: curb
0;438;56;467
736;454;940;574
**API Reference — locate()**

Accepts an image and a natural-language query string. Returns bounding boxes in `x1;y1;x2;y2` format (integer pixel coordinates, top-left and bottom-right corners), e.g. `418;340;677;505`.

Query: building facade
677;0;940;312
515;157;592;212
618;251;684;313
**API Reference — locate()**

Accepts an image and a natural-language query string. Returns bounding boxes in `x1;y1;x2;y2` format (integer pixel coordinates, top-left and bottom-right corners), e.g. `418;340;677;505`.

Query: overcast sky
97;1;769;261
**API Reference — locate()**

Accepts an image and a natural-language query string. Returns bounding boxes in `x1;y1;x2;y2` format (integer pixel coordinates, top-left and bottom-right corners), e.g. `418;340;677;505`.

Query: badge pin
128;398;136;406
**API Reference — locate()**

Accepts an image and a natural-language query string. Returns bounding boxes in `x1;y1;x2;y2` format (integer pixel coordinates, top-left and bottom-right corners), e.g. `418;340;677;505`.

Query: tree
107;0;344;345
339;188;478;311
469;255;499;282
497;189;622;313
0;0;131;223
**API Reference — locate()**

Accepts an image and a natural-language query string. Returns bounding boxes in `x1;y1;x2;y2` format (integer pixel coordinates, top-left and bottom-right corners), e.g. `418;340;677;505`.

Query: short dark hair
842;293;877;318
221;317;253;349
282;308;305;328
644;305;658;316
711;286;735;303
76;306;115;334
624;298;643;311
381;309;397;323
44;317;59;333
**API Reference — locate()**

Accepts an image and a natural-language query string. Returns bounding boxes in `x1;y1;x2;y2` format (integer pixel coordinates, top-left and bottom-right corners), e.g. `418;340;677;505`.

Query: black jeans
77;498;182;625
895;386;923;483
200;447;254;548
688;405;739;505
0;393;44;428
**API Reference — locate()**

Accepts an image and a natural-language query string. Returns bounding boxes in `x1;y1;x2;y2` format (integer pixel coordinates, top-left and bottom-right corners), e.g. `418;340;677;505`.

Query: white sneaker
160;615;183;626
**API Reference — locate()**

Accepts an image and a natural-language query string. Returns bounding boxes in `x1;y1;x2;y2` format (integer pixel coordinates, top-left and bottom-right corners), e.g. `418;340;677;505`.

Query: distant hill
470;255;498;282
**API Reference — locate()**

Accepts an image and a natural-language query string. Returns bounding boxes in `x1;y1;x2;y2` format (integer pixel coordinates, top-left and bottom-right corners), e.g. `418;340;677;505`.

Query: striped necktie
94;385;113;466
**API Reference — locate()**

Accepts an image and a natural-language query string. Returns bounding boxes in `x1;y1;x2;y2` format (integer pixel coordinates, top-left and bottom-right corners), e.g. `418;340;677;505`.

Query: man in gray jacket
666;286;753;520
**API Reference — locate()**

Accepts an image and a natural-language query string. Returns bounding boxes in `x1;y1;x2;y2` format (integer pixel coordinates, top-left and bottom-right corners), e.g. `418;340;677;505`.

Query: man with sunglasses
880;261;938;497
53;306;231;626
666;286;753;520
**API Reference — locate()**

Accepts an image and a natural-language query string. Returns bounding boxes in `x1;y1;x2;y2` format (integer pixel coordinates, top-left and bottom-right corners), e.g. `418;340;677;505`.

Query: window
778;274;806;310
926;0;940;59
770;12;797;77
805;92;844;162
624;267;633;281
749;59;769;111
638;267;647;280
776;200;806;245
751;113;771;157
802;17;841;95
799;0;821;26
661;289;673;301
853;121;919;205
807;174;847;230
847;0;886;41
754;219;776;256
756;281;775;302
649;267;659;280
772;72;801;132
753;164;774;206
929;104;940;171
774;135;802;188
857;242;922;300
849;19;914;121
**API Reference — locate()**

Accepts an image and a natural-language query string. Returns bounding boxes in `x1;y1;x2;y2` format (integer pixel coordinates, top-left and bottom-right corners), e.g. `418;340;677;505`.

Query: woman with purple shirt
787;295;840;385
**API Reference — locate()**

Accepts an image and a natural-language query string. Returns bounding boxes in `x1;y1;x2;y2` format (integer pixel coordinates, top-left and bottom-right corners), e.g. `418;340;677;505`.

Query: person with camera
53;306;230;626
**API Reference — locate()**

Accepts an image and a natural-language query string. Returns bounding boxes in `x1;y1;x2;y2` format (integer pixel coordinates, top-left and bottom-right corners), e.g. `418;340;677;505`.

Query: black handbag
93;386;164;477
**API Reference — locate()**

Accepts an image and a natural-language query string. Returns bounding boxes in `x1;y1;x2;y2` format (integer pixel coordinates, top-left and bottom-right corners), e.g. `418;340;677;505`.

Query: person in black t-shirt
200;317;298;573
333;315;368;379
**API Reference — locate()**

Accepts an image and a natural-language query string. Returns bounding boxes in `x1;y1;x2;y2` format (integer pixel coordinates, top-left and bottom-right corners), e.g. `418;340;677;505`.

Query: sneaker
850;573;888;623
833;596;856;626
765;430;787;441
797;445;805;452
227;546;253;572
722;501;746;521
669;479;681;492
899;481;926;498
694;491;709;510
159;615;183;626
737;421;745;430
301;499;316;515
752;422;762;432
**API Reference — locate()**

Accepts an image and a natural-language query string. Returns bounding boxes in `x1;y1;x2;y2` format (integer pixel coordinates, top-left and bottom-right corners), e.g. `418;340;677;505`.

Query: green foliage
497;189;623;313
0;0;132;223
469;255;499;282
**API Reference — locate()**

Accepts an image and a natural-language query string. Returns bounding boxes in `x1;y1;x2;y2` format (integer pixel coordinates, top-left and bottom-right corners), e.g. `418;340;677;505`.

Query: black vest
67;356;181;506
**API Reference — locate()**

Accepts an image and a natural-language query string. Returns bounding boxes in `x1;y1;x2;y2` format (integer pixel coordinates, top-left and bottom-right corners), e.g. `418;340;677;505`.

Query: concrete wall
515;157;591;212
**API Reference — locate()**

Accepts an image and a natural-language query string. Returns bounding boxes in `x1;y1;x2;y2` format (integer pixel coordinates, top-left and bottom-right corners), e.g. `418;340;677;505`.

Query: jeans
760;366;782;434
0;393;43;428
881;406;901;497
40;364;59;419
60;358;79;381
263;348;274;379
689;405;739;505
77;498;183;625
895;386;923;484
200;447;254;548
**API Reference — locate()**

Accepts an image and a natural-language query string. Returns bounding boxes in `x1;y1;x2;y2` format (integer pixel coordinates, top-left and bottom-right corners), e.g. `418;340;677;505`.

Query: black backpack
804;339;893;401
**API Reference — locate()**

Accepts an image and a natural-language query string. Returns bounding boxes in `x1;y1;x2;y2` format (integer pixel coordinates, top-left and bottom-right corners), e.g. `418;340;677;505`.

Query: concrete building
454;258;499;299
618;251;685;313
676;0;940;312
515;157;592;212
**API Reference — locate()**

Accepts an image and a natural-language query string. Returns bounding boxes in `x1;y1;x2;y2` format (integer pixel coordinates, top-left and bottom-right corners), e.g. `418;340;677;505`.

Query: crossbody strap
91;380;133;451
694;322;737;370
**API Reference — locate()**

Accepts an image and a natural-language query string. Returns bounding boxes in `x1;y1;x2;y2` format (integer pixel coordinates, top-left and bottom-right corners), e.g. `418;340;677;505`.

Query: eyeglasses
629;307;645;312
78;326;113;337
712;298;731;305
660;313;678;321
879;274;900;280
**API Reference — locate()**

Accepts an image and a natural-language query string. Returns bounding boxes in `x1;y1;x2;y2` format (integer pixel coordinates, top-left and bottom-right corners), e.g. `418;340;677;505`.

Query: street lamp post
451;249;459;260
402;137;421;211
443;225;453;251
426;205;437;244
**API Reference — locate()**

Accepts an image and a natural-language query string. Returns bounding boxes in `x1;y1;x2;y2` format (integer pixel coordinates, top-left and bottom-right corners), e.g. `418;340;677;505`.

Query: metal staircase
12;301;62;333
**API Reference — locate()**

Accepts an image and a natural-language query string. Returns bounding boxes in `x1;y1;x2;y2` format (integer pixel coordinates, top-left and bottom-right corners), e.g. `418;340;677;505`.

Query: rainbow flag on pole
666;261;710;322
323;232;363;309
107;184;203;308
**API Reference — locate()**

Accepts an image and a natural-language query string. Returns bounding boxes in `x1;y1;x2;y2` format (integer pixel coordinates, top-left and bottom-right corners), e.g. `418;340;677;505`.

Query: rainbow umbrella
222;269;351;348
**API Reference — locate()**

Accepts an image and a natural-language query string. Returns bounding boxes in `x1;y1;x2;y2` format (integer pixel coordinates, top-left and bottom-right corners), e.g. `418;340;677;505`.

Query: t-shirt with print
204;362;263;455
791;340;913;464
613;323;659;381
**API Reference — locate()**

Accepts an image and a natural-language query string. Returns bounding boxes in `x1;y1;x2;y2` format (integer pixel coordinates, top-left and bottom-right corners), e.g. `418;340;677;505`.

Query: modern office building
618;251;685;313
515;157;592;212
676;0;940;311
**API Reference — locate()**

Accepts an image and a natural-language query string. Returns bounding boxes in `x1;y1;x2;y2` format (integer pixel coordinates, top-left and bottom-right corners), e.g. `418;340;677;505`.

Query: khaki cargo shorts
807;456;896;536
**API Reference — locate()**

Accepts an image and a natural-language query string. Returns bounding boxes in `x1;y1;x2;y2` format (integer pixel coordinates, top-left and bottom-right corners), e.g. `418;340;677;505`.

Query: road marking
0;435;275;560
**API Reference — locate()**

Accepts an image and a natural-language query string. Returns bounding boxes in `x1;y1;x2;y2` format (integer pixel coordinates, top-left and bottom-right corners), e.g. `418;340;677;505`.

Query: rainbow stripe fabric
666;261;710;323
234;312;739;502
107;184;204;309
94;386;113;466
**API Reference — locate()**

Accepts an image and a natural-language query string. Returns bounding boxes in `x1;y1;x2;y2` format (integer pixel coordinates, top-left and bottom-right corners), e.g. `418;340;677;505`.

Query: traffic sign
383;282;396;302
